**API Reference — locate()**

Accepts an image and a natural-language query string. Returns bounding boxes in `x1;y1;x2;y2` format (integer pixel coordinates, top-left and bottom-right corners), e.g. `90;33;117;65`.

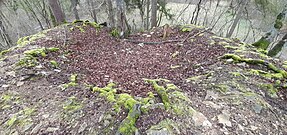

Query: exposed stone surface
0;23;286;134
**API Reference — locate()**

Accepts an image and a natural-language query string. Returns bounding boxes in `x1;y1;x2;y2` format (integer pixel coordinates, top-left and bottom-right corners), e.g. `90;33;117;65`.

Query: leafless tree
48;0;65;25
226;0;248;38
150;0;157;27
70;0;80;20
107;0;115;27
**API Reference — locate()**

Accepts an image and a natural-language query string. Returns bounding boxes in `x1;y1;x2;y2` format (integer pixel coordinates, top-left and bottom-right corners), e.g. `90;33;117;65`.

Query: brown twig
124;39;181;45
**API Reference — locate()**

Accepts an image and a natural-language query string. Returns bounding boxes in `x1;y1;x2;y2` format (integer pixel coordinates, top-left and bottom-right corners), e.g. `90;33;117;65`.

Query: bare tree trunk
0;20;12;48
146;0;150;30
116;0;130;37
107;0;115;27
253;6;287;51
226;0;247;38
268;33;287;57
70;0;80;20
151;0;157;28
48;0;65;25
190;0;203;25
21;0;45;30
90;0;98;22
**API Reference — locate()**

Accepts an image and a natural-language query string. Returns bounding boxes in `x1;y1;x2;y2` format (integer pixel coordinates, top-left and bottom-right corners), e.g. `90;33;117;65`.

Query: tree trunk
268;33;287;57
0;20;12;48
151;0;157;28
190;0;203;25
48;0;65;25
226;0;247;38
116;0;130;37
146;0;150;30
253;6;287;51
90;0;98;22
70;0;80;20
107;0;115;27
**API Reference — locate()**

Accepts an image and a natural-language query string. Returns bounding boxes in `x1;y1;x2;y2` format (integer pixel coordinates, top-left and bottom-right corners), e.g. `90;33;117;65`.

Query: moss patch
144;79;170;109
5;107;36;128
18;47;59;68
70;20;102;33
147;119;180;134
63;96;82;112
92;83;145;135
17;32;47;47
62;74;78;90
180;24;204;32
221;54;287;78
252;37;270;50
260;83;279;98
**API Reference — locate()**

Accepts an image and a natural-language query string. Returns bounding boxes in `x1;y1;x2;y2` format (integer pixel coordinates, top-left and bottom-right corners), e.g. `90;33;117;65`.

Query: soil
0;23;286;135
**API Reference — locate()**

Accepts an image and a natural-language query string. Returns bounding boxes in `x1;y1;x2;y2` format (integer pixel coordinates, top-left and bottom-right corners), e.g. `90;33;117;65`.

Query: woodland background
0;0;287;58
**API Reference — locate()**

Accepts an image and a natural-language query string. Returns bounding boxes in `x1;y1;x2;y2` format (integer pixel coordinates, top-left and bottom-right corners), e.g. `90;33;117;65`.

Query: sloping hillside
0;21;286;134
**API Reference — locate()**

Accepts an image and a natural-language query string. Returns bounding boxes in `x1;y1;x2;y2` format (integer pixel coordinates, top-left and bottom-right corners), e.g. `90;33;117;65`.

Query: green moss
260;84;278;98
186;72;213;82
17;32;46;47
47;47;60;52
214;84;229;93
211;36;233;42
6;107;36;128
0;49;10;56
24;48;47;57
224;45;240;50
93;83;142;135
218;41;230;46
6;115;18;127
147;119;180;134
231;72;241;77
70;74;77;82
71;20;101;32
75;26;85;32
93;80;197;134
249;69;284;79
18;47;59;68
117;103;141;135
72;20;84;24
63;96;82;112
17;55;38;68
50;60;58;68
222;54;287;78
62;74;78;90
221;54;242;62
144;79;170;109
85;21;101;30
111;28;120;37
180;24;203;32
274;19;283;29
252;37;270;50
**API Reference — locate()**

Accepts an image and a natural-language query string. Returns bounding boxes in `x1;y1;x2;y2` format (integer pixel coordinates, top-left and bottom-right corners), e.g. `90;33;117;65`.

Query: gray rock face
147;128;170;135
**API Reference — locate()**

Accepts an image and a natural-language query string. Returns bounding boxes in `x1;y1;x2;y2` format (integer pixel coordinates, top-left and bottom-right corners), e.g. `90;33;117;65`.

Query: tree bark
0;20;12;48
226;0;248;38
268;33;287;57
146;0;150;29
90;0;98;22
190;0;203;25
253;6;287;51
151;0;157;28
116;0;130;37
48;0;65;25
70;0;80;20
107;0;115;27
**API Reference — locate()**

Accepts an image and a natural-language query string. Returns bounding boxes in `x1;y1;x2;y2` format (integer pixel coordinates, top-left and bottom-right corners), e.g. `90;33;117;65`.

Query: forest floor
0;23;286;134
